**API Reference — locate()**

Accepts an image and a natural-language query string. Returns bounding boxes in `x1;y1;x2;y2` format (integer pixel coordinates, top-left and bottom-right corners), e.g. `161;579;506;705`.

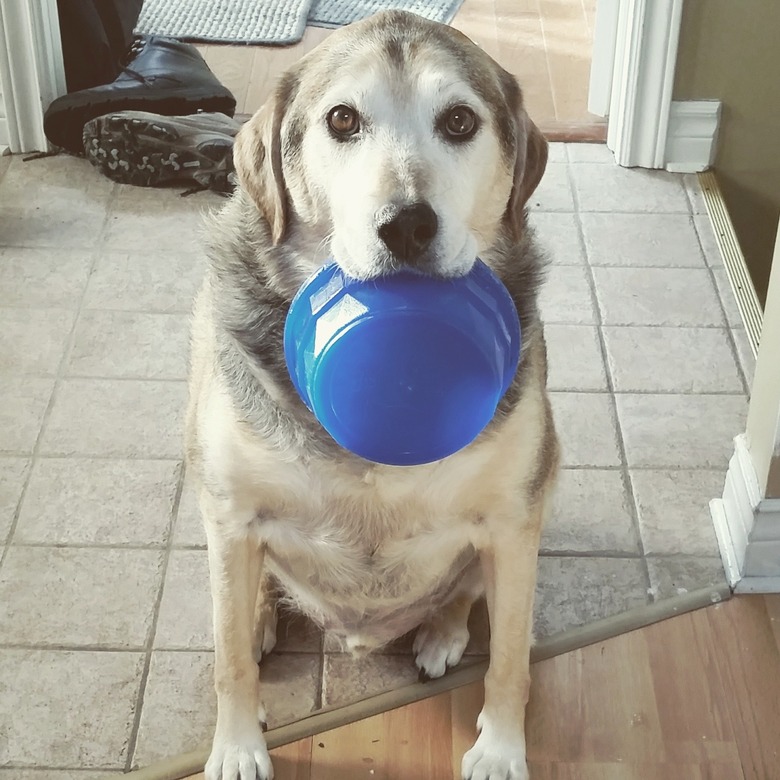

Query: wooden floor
186;595;780;779
196;0;603;134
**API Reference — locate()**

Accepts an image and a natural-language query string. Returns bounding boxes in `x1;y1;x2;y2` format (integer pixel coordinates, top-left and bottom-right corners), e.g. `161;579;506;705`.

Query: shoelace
117;37;185;87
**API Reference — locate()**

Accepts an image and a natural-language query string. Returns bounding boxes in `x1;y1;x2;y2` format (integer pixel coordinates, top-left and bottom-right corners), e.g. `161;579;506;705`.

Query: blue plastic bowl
284;260;521;466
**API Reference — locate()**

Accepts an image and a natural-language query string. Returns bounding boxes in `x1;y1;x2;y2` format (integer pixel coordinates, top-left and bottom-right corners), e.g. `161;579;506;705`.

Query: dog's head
234;10;547;280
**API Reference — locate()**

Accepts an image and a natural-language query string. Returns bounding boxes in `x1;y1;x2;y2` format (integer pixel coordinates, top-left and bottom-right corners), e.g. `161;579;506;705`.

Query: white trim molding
0;0;65;153
665;100;721;173
712;223;780;593
606;0;684;168
711;436;780;593
588;0;619;117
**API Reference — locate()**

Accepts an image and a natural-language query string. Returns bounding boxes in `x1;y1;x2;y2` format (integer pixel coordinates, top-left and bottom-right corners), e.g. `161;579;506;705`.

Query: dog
186;10;559;780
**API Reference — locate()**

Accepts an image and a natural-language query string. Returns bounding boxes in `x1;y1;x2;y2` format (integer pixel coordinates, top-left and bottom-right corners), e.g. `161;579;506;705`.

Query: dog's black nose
377;203;438;265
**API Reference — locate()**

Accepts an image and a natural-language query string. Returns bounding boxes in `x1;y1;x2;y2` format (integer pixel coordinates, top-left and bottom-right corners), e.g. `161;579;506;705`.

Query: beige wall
674;0;780;307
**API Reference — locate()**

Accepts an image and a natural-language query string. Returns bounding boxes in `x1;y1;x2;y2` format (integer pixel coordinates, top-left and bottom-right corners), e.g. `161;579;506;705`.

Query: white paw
461;719;528;780
205;734;274;780
252;610;278;663
413;619;469;679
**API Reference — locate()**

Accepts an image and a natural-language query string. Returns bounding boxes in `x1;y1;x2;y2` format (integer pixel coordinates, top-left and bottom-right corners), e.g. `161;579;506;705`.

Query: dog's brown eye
443;106;477;139
327;105;360;137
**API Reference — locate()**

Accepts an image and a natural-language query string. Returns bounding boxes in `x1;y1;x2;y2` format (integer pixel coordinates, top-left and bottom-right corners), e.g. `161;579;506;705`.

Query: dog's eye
327;105;360;137
442;106;477;140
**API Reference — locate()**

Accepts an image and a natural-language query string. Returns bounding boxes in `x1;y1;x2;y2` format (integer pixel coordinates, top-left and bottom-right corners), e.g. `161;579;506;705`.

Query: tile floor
0;147;754;775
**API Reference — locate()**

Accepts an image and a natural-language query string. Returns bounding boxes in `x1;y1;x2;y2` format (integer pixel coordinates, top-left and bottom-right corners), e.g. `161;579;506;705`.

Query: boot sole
83;113;235;192
45;90;236;155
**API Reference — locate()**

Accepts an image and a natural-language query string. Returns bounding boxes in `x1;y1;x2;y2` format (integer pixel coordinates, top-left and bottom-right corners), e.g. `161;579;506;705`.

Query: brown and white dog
186;10;559;779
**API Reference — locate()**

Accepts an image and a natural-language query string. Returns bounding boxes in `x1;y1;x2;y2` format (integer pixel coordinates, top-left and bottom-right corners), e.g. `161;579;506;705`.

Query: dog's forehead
295;16;513;115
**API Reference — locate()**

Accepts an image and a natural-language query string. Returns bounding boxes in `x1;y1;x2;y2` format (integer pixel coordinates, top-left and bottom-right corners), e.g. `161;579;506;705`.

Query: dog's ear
232;80;293;245
504;110;548;239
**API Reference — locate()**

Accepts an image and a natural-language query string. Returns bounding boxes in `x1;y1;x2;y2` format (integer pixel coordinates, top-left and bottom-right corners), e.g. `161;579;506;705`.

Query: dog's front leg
462;504;543;780
203;496;272;780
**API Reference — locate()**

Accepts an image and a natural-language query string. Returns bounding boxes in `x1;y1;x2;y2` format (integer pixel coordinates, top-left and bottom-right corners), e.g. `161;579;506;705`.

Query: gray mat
135;0;465;44
136;0;311;45
309;0;465;28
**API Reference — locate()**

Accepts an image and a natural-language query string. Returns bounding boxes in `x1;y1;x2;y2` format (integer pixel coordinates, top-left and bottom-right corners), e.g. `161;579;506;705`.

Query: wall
674;0;780;307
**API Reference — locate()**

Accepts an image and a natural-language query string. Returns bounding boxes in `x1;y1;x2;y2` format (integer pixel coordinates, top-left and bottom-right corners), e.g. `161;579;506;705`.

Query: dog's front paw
461;721;529;780
205;734;273;780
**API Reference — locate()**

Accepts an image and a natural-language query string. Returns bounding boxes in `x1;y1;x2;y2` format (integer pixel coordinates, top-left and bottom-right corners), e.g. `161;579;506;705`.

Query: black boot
44;36;236;154
83;110;241;193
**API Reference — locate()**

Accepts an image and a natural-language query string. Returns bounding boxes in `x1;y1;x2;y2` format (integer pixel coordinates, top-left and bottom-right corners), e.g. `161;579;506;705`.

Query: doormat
124;584;731;780
135;0;466;45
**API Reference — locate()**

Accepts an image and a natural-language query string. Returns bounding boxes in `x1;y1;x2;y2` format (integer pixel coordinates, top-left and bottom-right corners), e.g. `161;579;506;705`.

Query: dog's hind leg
252;570;278;663
202;493;272;780
413;561;484;680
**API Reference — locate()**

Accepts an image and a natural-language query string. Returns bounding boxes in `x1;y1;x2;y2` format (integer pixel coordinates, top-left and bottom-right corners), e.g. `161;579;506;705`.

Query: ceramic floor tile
67;311;189;379
0;458;29;544
683;173;707;214
581;213;705;267
528;162;575;212
547;142;567;163
566;143;614;163
712;268;745;328
528;212;585;265
646;556;727;601
0;772;122;779
593;267;724;327
0;309;75;375
131;650;216;769
0;547;163;647
602;326;743;393
571;164;689;213
616;394;747;469
83;251;204;313
538;265;596;325
731;327;756;390
549;393;622;467
693;214;724;267
534;556;648;637
155;549;211;650
0;248;93;308
0;648;143;768
0;377;55;454
15;458;179;546
133;650;320;766
630;469;724;556
545;325;607;391
322;653;419;708
173;479;206;547
104;186;221;253
0;158;112;249
40;379;187;458
543;469;639;555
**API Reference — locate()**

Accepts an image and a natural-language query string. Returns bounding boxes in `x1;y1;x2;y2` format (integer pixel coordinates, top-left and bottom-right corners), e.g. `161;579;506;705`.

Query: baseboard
664;100;721;173
712;434;780;592
698;170;763;355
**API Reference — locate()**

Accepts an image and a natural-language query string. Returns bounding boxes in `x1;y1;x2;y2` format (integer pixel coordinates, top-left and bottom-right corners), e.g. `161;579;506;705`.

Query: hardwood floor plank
706;597;780;780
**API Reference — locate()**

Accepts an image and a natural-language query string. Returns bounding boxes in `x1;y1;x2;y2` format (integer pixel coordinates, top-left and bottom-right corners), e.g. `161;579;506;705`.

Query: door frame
0;0;65;153
590;0;685;169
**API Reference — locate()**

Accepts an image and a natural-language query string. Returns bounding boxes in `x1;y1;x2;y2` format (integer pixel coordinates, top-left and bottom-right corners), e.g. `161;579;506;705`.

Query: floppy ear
504;113;548;239
232;86;290;245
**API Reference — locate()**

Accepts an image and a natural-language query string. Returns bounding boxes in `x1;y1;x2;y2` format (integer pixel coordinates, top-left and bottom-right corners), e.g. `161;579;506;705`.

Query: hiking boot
83;111;241;192
44;36;236;154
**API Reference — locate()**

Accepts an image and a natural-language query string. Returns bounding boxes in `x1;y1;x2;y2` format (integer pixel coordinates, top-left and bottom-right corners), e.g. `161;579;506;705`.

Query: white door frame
590;0;686;169
0;0;65;153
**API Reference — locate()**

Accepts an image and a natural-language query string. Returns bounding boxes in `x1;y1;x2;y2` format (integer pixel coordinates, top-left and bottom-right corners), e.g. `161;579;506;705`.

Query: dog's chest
254;459;480;627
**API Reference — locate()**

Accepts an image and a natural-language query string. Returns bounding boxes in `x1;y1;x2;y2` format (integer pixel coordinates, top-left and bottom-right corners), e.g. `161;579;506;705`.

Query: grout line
124;460;187;772
564;162;654;599
0;186;118;573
